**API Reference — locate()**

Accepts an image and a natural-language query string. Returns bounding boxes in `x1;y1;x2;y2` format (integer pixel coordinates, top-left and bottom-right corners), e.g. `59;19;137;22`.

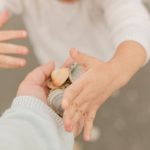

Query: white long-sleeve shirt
1;0;150;66
0;96;74;150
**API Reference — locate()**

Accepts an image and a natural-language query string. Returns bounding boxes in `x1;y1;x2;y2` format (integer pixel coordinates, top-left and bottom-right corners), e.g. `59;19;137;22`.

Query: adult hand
17;62;55;104
0;11;29;69
62;48;130;141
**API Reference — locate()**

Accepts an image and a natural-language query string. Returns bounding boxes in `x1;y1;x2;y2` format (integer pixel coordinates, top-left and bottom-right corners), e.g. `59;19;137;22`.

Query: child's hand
0;11;29;69
62;48;129;141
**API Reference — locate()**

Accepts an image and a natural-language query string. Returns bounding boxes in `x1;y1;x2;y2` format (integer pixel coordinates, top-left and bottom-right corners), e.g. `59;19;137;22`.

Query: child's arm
62;0;150;141
100;0;150;64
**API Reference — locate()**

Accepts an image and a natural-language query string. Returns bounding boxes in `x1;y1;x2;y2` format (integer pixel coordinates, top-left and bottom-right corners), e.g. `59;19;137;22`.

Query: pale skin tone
0;0;148;142
59;0;147;141
62;42;146;141
17;62;55;104
16;42;146;142
17;62;84;137
0;11;28;69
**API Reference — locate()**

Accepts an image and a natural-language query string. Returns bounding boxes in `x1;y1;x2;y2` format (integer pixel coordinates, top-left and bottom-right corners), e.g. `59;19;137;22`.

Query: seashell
69;64;84;83
51;68;70;87
48;89;64;117
47;63;84;117
47;80;57;90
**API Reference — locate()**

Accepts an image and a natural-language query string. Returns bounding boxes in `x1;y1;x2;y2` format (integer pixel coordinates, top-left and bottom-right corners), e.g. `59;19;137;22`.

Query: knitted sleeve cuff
11;96;63;126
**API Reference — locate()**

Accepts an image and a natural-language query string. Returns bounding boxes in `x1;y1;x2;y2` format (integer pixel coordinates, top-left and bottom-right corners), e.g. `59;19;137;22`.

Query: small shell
48;89;64;117
51;68;70;87
69;64;84;82
47;80;57;90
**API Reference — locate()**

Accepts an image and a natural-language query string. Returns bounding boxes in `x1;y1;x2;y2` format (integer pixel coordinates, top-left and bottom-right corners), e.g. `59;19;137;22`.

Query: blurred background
0;1;150;150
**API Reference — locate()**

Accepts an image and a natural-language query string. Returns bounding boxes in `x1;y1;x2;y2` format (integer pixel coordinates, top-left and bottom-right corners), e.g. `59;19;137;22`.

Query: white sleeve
0;0;23;15
100;0;150;63
0;96;74;150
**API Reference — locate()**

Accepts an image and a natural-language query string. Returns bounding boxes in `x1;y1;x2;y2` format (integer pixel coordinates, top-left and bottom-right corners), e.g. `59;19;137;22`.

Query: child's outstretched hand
0;11;29;69
62;48;130;141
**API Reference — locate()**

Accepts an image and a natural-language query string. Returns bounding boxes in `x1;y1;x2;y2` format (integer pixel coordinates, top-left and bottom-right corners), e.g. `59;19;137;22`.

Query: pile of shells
47;64;84;117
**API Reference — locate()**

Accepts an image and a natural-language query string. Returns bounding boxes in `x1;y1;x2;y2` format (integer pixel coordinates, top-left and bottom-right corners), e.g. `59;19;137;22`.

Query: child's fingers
0;11;9;28
63;101;88;133
0;55;26;68
0;30;27;41
73;119;84;137
83;111;97;141
63;103;77;132
62;79;83;109
61;57;74;68
0;43;29;55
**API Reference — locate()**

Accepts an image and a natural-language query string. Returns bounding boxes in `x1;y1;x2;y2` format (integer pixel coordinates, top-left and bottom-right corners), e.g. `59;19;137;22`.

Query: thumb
70;48;94;67
24;61;55;85
0;11;9;28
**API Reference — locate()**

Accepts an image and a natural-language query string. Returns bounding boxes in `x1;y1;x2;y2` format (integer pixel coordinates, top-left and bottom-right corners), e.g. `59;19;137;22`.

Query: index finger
0;30;27;41
62;79;83;109
61;57;74;68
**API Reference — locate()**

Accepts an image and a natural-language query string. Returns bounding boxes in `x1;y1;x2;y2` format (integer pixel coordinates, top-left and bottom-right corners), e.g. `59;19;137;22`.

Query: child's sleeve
0;0;23;15
100;0;150;64
0;96;74;150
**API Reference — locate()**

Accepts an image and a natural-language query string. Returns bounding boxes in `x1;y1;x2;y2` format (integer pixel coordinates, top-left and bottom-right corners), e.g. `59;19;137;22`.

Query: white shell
48;89;64;117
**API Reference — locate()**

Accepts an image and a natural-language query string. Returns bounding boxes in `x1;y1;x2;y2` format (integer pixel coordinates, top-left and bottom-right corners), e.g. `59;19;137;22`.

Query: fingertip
22;48;29;55
19;59;27;67
0;10;9;26
48;61;55;71
65;122;73;132
70;48;79;58
49;60;55;66
22;31;28;37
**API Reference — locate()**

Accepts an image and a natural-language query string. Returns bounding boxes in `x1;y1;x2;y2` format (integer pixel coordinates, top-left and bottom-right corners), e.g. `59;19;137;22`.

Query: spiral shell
48;89;64;117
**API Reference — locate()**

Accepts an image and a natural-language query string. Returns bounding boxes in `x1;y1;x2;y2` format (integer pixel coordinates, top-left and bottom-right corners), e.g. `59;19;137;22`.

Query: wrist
107;59;130;86
17;84;47;105
108;41;147;84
